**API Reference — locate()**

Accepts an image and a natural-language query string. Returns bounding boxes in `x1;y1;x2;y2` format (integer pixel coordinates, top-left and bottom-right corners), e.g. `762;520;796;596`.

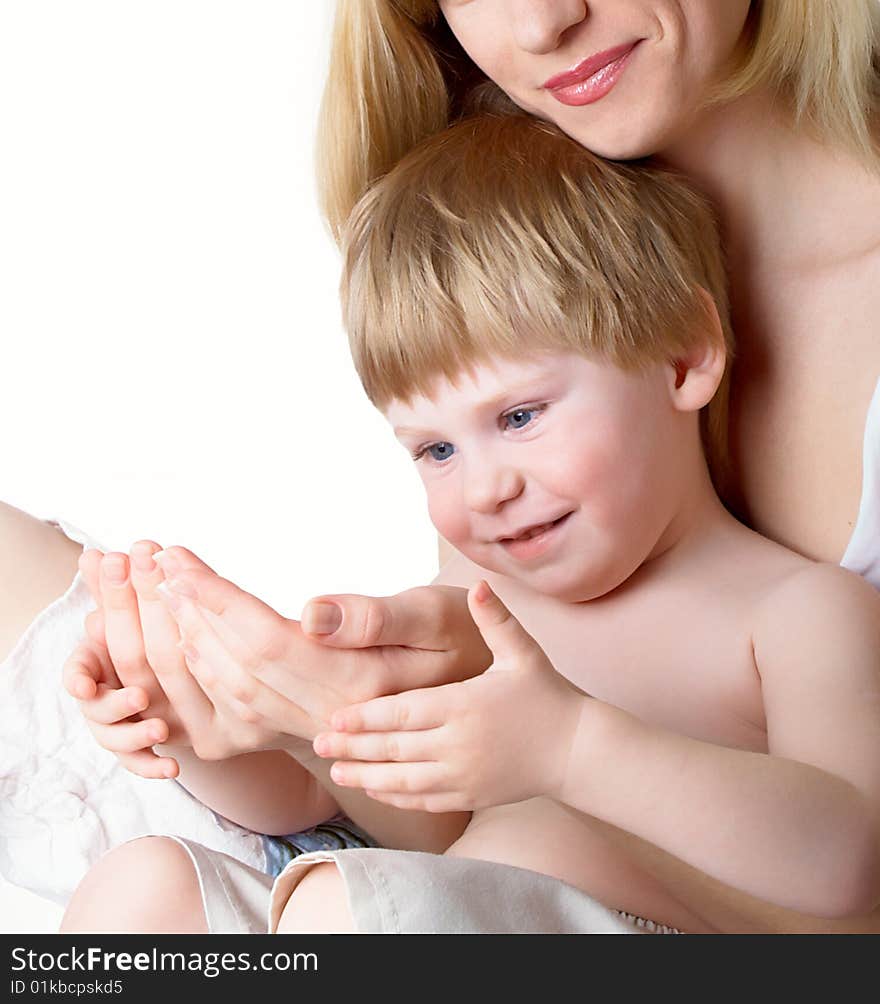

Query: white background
0;2;438;931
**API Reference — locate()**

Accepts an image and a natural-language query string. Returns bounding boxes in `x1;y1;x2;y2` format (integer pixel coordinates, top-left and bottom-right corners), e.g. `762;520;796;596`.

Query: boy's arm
155;562;477;853
559;563;880;918
164;748;339;837
321;572;880;918
64;610;339;835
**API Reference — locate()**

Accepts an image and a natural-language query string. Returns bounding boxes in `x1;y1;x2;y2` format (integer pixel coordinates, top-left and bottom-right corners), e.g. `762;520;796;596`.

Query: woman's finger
329;760;445;794
159;587;316;737
313;728;442;764
100;552;156;693
158;568;293;667
128;540;214;733
301;585;463;650
152;545;218;579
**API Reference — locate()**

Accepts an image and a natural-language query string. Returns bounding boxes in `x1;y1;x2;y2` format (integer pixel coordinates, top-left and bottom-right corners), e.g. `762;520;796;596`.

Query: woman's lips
544;41;640;107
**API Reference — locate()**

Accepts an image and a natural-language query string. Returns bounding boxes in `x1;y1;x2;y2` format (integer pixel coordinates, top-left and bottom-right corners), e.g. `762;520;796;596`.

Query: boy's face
385;352;691;603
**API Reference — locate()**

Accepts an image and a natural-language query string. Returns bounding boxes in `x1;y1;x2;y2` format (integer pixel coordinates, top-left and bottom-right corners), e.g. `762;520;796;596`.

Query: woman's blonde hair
340;114;735;488
317;0;880;239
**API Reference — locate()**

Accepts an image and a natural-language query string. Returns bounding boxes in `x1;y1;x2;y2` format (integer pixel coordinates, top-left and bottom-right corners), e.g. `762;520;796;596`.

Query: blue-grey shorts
261;816;377;878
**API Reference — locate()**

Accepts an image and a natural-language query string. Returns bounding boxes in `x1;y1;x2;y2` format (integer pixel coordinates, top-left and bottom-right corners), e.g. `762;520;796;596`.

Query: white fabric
266;848;657;934
0;520;268;906
840;375;880;590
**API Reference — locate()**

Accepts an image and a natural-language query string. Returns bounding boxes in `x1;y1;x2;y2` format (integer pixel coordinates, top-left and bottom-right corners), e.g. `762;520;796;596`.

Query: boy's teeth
518;521;553;540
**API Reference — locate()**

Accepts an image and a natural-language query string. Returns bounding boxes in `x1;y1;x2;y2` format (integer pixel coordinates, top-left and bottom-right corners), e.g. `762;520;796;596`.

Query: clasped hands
63;541;587;811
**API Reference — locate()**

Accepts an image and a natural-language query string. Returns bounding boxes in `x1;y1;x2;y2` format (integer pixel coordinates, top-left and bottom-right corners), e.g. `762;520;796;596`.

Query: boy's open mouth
498;512;573;543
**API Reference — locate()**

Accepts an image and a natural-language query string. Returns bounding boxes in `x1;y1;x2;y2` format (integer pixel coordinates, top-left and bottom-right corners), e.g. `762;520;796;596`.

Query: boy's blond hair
340;114;734;488
318;0;880;239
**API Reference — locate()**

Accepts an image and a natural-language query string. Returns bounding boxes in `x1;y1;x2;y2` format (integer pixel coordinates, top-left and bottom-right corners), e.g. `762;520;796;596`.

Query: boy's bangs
341;114;734;489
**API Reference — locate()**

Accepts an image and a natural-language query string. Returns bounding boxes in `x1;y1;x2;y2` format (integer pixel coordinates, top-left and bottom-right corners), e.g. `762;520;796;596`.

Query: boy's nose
510;0;589;54
464;461;525;515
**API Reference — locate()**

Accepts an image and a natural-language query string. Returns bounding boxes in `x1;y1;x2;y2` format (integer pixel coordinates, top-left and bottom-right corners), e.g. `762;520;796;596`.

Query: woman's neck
654;89;880;278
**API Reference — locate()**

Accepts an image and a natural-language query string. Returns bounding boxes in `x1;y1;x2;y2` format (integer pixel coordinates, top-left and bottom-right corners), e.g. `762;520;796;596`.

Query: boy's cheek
427;494;471;550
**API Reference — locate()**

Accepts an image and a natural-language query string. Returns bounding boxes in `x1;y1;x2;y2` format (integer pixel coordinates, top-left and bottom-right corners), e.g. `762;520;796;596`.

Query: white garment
0;520;268;906
840;375;880;590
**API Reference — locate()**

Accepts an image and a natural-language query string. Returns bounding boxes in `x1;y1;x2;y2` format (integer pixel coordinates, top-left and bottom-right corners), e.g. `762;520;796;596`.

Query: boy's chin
469;552;628;604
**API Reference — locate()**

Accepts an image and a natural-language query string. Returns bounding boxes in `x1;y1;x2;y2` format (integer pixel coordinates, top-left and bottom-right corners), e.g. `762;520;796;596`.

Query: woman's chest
726;255;880;562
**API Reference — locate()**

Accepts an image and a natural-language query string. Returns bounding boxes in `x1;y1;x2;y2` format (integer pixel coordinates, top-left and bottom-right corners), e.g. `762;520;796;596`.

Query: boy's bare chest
505;585;767;754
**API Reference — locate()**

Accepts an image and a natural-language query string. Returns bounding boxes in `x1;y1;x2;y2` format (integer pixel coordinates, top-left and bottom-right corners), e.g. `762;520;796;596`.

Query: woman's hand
311;581;588;813
154;557;493;748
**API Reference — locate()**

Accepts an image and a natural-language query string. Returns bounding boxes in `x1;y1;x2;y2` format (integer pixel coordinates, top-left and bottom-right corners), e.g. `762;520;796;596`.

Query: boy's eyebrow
393;372;561;439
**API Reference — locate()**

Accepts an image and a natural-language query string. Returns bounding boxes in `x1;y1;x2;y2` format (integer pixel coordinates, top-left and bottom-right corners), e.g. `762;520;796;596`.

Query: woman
11;0;880;933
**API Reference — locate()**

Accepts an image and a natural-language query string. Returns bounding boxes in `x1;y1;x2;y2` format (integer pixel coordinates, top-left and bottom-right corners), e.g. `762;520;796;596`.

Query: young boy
64;115;880;935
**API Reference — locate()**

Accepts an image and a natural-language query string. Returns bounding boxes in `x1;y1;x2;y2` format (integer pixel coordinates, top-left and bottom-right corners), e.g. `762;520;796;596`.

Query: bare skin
0;502;82;665
60;838;207;934
63;352;880;936
654;90;880;564
23;0;880;938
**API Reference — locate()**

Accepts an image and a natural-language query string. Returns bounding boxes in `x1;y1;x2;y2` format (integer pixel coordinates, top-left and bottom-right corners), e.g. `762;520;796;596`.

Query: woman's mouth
543;41;641;107
498;512;573;561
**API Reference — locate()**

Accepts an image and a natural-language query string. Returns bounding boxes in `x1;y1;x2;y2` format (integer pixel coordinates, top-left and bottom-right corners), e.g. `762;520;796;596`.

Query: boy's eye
419;442;456;463
503;407;541;430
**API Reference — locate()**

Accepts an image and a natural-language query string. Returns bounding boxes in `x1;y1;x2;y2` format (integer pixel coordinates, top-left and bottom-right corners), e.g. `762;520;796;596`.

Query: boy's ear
666;288;727;413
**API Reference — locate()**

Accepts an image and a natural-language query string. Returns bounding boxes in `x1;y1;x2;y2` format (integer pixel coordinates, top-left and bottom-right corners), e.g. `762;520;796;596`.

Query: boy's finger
84;607;107;649
466;580;543;665
116;749;180;780
329;759;443;794
365;790;462;814
89;716;169;754
77;684;149;725
78;548;104;606
313;728;440;764
62;640;116;698
329;688;449;734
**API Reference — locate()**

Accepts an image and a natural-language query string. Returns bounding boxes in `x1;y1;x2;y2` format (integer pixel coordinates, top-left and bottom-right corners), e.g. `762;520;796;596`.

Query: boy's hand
63;543;223;778
154;566;492;748
310;581;589;812
63;629;179;778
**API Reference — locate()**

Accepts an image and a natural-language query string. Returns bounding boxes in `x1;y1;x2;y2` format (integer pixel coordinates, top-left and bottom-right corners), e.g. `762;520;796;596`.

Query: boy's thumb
466;580;540;663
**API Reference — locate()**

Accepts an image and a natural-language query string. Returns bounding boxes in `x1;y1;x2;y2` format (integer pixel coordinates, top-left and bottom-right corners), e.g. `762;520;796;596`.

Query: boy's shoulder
752;559;880;677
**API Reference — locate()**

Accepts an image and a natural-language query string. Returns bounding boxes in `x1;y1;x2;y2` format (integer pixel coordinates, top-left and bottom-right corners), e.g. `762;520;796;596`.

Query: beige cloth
167;838;681;934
